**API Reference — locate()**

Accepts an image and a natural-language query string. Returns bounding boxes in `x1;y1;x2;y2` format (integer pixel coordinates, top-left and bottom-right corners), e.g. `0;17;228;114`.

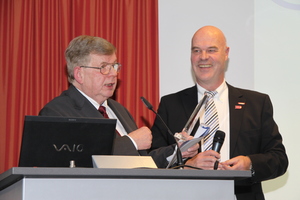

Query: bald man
151;26;288;200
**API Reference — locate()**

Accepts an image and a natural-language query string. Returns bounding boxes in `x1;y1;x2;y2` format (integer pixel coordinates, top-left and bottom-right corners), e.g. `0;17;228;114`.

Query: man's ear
73;66;84;84
224;47;230;61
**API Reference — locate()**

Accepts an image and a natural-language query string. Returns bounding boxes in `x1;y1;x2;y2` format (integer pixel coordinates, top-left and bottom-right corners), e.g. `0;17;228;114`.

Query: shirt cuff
126;135;138;150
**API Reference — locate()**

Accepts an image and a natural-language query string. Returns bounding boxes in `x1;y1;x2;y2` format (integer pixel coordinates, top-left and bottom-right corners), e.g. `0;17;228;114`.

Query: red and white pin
235;102;245;109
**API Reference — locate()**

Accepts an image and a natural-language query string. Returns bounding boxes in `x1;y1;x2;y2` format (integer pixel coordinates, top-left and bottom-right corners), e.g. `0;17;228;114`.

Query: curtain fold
0;0;159;173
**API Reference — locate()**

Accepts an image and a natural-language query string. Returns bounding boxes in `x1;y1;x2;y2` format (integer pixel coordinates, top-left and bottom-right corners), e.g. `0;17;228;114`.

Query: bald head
192;26;227;48
190;26;229;91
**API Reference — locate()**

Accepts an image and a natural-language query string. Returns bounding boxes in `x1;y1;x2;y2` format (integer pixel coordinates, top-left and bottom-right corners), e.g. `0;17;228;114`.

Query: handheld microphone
140;97;184;168
212;130;225;170
212;130;225;152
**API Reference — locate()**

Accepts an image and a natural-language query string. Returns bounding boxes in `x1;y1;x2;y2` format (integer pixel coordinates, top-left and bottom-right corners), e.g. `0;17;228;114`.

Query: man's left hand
220;155;252;170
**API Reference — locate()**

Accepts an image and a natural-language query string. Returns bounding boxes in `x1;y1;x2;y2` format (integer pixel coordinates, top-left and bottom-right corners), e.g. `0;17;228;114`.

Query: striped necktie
203;91;219;151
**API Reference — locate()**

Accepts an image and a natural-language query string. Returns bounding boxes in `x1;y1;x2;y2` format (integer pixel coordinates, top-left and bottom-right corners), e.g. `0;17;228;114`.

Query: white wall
254;1;300;199
159;0;254;97
159;0;300;199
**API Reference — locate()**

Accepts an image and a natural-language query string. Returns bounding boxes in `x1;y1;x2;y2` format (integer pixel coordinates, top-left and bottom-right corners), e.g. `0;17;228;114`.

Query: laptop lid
19;115;116;168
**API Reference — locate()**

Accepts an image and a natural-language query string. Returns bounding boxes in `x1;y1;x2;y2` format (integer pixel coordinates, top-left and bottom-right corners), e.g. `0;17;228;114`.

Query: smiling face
191;26;229;91
73;53;118;104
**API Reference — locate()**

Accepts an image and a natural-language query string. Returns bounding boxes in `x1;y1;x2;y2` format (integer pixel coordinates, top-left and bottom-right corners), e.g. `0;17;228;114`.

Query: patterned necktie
203;91;219;151
98;106;109;118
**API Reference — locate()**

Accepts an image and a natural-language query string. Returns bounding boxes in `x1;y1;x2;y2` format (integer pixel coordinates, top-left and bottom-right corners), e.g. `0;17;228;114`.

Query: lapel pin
235;105;242;109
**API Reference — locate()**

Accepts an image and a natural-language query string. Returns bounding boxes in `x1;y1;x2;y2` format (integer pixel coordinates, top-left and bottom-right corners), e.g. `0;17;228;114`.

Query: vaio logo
53;144;84;152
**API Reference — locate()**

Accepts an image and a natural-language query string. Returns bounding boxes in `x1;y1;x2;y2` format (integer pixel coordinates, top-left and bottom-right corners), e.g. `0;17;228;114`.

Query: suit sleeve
150;95;193;168
151;99;176;149
39;106;65;116
112;135;140;156
109;99;177;167
243;95;288;183
151;95;188;150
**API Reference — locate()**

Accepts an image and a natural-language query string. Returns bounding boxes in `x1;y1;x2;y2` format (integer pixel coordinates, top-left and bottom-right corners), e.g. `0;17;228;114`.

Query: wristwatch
247;156;255;176
249;162;255;176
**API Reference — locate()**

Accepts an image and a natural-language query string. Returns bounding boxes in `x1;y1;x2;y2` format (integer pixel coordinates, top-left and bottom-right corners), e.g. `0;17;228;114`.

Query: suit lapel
181;85;199;119
180;85;202;136
107;99;147;156
107;99;138;133
68;85;104;118
227;84;246;157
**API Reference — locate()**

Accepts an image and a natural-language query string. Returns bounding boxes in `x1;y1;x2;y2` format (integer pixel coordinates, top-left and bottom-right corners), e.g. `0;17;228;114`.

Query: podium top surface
0;167;251;191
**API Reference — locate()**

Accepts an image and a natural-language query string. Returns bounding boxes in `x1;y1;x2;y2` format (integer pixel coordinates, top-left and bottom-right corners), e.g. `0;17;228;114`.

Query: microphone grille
213;130;225;143
140;97;153;110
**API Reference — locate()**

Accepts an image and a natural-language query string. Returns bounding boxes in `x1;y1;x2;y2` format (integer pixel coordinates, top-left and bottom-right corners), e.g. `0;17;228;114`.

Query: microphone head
212;130;225;153
140;96;153;110
213;130;225;143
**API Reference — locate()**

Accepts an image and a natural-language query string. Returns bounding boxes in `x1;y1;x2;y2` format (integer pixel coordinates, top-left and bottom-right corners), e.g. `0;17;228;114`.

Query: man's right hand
184;150;221;170
128;126;152;150
177;131;199;158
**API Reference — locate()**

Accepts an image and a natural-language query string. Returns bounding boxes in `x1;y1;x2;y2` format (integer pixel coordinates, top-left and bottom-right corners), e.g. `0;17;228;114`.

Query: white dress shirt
76;88;138;149
196;80;230;162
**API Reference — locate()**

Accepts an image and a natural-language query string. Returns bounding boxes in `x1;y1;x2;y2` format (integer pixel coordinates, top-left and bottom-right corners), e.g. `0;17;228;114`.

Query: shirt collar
75;87;107;109
196;79;227;101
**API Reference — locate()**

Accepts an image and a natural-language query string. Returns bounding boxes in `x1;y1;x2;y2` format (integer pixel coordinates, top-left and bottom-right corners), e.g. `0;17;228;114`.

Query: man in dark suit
39;35;198;167
151;26;288;199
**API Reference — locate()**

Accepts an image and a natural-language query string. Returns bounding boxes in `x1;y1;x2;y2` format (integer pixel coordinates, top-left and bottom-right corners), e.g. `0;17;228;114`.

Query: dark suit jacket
151;83;288;200
39;84;174;167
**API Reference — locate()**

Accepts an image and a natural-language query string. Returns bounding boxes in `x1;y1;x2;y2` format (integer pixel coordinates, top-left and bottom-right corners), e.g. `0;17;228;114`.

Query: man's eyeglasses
80;63;121;75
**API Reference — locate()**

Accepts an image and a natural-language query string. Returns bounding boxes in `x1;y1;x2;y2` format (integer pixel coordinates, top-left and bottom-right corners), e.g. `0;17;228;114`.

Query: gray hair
65;35;116;83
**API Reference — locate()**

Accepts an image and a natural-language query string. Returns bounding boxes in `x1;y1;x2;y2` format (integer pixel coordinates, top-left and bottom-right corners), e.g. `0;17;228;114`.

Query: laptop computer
19;115;116;168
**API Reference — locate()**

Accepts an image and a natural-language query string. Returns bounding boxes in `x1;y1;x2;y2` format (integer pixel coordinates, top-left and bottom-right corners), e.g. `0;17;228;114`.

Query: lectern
0;167;250;200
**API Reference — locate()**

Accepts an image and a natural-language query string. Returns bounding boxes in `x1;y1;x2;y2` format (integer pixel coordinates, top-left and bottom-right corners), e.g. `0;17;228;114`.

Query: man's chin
105;90;116;98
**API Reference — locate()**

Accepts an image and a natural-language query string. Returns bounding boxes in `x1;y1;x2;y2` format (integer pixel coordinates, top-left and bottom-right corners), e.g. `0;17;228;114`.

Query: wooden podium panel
0;167;251;200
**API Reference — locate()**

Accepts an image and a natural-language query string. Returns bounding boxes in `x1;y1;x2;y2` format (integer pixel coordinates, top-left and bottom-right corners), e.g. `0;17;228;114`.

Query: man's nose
200;51;209;60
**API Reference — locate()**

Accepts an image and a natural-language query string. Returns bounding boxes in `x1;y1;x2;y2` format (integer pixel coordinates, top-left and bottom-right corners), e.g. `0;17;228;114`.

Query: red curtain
0;0;159;173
